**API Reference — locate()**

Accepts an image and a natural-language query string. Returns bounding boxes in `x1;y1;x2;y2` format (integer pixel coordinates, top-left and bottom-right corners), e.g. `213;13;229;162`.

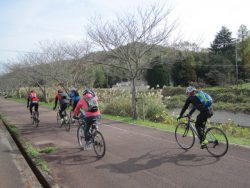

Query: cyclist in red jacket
73;88;101;149
27;90;39;119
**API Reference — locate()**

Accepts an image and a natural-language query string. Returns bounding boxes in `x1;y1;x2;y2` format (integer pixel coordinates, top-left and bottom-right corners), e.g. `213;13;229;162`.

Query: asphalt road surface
0;97;250;188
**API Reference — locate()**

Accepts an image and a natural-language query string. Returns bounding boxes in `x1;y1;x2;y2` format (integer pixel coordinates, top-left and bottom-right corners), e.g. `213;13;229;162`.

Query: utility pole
235;39;238;85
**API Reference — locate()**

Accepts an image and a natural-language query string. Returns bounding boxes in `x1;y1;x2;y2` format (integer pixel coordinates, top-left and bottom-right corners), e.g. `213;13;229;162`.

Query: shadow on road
43;148;99;166
96;149;220;174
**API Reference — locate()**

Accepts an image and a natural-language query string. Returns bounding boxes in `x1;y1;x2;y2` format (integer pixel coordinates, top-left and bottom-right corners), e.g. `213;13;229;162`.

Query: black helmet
82;88;92;95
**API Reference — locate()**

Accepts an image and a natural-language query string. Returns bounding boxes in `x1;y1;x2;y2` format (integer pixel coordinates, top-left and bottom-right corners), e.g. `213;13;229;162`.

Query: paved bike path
0;97;250;188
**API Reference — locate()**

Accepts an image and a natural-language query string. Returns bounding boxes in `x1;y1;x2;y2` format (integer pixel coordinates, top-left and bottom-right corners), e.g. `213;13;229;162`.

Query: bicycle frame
185;117;202;141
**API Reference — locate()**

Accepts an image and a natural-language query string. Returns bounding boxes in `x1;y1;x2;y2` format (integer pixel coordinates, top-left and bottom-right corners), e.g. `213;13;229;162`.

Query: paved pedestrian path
0;121;42;188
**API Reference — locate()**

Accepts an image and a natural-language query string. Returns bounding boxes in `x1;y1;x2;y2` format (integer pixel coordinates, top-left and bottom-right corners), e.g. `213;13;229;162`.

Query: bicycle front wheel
175;122;195;150
93;130;106;158
77;125;85;149
205;127;228;157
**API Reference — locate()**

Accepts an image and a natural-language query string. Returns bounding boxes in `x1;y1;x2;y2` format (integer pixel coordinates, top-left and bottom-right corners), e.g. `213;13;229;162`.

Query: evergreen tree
209;26;235;84
146;57;170;89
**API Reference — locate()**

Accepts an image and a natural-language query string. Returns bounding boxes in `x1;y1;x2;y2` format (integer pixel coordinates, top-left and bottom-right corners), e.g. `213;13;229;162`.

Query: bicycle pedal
200;144;207;149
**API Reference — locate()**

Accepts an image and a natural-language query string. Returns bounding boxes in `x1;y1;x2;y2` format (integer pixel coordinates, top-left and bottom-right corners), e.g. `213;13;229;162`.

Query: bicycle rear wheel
205;127;228;157
32;113;35;124
175;122;195;150
34;112;39;127
77;125;85;149
93;130;106;158
64;113;70;131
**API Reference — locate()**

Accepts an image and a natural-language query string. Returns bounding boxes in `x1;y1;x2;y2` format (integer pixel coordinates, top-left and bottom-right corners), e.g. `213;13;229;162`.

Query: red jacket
74;94;100;117
29;92;39;102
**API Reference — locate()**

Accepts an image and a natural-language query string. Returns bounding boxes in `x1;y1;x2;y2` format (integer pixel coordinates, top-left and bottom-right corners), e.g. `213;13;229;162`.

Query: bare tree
87;3;177;119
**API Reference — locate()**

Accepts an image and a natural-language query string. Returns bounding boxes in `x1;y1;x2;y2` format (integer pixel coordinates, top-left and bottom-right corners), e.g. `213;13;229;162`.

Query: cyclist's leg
35;103;39;117
59;103;65;119
84;117;94;142
195;113;207;144
29;103;34;116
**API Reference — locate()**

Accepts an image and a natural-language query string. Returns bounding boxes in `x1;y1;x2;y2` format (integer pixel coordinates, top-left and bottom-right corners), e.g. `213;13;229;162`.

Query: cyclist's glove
53;107;56;111
176;115;181;121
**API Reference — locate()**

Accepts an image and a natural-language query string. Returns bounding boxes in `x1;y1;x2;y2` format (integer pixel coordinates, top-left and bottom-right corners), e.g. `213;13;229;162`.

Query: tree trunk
131;78;138;120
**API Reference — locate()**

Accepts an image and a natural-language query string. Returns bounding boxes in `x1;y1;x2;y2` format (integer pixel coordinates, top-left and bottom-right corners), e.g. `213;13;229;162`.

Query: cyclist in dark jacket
53;89;69;121
177;86;212;146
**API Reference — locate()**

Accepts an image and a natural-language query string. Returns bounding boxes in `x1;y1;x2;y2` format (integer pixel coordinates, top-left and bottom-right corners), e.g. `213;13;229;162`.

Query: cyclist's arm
27;95;30;107
188;106;196;116
54;96;58;108
179;97;191;117
73;99;83;116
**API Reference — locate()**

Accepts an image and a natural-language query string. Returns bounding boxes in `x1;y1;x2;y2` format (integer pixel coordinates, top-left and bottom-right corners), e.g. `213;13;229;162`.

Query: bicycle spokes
205;127;228;157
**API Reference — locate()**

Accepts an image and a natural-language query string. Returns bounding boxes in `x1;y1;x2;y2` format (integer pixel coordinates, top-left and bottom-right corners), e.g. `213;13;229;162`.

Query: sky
0;0;250;72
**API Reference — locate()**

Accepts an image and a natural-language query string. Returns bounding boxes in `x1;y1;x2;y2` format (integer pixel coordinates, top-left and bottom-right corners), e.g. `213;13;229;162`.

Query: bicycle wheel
93;130;106;158
175;122;195;150
34;112;39;127
205;127;228;157
77;125;85;149
32;112;35;124
64;113;70;131
56;111;61;126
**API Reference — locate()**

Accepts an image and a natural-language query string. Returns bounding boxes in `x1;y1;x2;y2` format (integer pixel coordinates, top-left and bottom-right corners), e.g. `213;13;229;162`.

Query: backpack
84;96;99;112
59;92;70;105
195;91;213;107
30;92;39;102
69;90;80;103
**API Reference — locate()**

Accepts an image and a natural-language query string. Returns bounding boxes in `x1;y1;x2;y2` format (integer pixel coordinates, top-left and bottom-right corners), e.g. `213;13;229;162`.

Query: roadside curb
1;119;59;188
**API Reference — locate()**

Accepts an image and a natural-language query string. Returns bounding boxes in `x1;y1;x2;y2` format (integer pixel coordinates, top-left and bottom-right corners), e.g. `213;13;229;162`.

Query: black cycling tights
30;103;39;115
195;112;209;143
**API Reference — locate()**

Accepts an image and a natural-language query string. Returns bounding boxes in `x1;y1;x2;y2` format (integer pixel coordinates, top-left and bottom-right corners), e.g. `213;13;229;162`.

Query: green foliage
161;84;250;114
217;122;250;139
39;146;58;154
145;57;170;88
7;124;20;137
23;141;54;172
96;88;171;122
171;55;197;86
94;66;108;88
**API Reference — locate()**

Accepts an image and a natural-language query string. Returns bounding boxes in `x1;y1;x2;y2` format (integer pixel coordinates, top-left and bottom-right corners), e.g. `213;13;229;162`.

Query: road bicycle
175;115;228;157
31;110;39;127
56;107;70;131
77;117;106;158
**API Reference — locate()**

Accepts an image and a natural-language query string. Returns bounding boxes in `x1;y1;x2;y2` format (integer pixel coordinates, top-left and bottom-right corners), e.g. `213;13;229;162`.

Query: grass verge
23;140;58;172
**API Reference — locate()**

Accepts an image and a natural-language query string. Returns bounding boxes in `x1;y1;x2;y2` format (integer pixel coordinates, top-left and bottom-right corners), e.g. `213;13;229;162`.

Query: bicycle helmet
186;86;196;95
70;87;76;91
58;89;63;93
83;88;92;95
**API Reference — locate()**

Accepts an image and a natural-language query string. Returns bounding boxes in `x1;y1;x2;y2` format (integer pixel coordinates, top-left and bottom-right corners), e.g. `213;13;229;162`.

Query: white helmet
186;86;196;95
